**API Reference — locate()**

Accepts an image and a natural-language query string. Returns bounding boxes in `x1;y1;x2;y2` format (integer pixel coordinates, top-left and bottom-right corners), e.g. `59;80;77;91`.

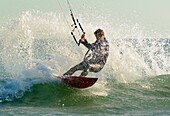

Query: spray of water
0;10;169;101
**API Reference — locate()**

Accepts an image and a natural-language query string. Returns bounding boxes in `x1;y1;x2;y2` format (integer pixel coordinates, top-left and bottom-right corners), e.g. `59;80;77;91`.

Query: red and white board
56;76;98;89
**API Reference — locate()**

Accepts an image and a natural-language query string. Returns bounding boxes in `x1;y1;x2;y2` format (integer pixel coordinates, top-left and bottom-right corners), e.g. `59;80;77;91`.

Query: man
63;29;109;76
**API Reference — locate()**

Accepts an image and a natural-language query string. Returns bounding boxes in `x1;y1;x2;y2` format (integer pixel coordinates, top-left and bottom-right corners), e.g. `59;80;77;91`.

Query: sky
0;0;170;34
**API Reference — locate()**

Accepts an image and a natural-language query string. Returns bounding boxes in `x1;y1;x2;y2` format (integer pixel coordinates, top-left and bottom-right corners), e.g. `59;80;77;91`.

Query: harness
83;38;109;63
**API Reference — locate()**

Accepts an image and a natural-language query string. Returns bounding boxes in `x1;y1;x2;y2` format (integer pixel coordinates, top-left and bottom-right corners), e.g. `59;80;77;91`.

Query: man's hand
79;34;86;43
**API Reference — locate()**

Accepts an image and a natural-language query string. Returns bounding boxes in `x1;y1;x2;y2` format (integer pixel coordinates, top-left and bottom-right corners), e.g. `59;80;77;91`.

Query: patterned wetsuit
63;38;109;76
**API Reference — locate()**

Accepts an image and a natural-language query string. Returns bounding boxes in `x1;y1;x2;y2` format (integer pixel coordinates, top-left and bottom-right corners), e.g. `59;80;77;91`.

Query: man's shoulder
104;38;109;42
104;38;109;45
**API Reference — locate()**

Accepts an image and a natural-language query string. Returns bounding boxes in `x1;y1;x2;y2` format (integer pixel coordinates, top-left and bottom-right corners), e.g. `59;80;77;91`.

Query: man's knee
80;70;88;76
89;64;103;72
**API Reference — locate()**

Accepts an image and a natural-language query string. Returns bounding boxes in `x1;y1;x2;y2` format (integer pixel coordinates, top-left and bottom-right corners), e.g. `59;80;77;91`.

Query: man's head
94;29;104;40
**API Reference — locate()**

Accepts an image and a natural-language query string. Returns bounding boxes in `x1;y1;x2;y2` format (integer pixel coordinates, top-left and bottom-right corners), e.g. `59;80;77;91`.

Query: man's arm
81;39;92;49
79;34;92;49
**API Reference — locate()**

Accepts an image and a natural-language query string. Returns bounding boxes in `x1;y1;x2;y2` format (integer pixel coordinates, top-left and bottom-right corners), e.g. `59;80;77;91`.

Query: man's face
95;34;104;40
95;34;101;40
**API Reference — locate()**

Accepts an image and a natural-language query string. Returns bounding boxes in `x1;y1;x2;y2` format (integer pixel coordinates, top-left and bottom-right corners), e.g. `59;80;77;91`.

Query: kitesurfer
63;29;109;76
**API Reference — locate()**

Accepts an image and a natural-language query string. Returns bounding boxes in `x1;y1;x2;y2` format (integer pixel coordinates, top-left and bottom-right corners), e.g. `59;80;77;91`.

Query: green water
0;75;170;115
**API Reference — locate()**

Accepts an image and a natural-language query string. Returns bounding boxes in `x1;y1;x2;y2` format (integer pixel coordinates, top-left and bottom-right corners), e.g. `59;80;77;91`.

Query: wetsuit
63;38;109;76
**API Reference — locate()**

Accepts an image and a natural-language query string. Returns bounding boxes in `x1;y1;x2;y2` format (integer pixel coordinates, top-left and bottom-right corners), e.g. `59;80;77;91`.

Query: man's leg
63;61;87;76
80;69;88;76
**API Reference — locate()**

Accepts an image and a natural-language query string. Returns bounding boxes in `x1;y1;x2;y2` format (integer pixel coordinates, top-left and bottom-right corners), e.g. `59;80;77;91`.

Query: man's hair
94;29;104;37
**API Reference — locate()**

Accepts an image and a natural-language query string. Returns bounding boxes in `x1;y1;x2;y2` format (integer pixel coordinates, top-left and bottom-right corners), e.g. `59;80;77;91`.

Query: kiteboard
55;75;98;89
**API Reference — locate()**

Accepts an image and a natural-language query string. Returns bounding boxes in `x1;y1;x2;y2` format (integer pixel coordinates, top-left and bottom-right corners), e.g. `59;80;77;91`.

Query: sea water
0;0;170;115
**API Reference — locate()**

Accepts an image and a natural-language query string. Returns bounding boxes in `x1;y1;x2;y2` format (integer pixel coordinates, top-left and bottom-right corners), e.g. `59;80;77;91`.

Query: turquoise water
0;0;170;115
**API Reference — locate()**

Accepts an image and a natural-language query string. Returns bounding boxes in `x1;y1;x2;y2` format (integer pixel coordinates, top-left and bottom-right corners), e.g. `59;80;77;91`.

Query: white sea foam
0;10;169;101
